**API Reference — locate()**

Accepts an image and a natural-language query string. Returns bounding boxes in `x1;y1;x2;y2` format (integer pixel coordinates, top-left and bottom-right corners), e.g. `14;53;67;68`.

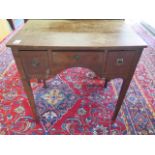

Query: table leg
43;79;47;88
21;78;39;121
104;79;109;88
112;78;131;121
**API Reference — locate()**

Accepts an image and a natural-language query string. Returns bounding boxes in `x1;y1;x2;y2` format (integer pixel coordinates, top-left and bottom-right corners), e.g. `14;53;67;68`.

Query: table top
7;20;147;49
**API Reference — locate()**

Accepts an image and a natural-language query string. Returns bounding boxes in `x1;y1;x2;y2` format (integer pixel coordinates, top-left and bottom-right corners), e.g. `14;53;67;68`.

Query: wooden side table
7;20;147;122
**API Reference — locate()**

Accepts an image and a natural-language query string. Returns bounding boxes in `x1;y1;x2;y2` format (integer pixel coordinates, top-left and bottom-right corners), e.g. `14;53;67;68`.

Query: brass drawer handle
73;55;80;60
31;59;40;67
116;58;124;65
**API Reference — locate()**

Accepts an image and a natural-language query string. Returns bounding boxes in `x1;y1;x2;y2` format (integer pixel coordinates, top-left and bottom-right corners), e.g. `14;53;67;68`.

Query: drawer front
20;51;49;76
105;51;136;77
52;51;104;75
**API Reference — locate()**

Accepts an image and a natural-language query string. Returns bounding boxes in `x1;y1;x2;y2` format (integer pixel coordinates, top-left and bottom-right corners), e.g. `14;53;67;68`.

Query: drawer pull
116;58;124;65
31;59;40;67
73;55;80;60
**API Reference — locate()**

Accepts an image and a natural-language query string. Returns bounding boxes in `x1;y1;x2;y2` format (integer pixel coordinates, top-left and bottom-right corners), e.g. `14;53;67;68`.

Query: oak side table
7;20;147;122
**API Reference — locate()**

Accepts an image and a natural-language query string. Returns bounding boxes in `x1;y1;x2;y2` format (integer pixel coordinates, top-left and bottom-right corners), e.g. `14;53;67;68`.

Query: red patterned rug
0;23;155;135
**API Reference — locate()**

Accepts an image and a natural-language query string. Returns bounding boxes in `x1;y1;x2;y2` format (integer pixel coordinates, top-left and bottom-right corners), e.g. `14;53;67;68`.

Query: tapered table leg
21;78;39;121
112;78;131;121
43;79;47;88
104;79;109;88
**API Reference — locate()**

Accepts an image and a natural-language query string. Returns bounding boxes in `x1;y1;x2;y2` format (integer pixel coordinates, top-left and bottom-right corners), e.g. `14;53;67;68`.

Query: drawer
105;51;136;77
52;51;104;75
20;51;49;76
52;51;104;64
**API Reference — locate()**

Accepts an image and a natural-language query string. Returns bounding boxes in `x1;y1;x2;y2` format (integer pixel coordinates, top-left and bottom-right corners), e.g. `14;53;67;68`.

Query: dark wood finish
7;19;15;30
24;19;28;23
111;50;143;121
7;20;146;49
7;20;147;122
11;48;39;120
104;79;109;88
20;51;49;77
105;50;136;78
7;19;27;30
52;51;104;76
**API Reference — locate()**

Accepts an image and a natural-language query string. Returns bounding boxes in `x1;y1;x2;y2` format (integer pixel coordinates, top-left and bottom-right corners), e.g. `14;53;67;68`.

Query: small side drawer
20;51;49;76
105;50;136;77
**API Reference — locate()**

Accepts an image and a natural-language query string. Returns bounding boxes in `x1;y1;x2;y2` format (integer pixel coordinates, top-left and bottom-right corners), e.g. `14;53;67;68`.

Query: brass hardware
31;59;40;67
116;58;123;65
